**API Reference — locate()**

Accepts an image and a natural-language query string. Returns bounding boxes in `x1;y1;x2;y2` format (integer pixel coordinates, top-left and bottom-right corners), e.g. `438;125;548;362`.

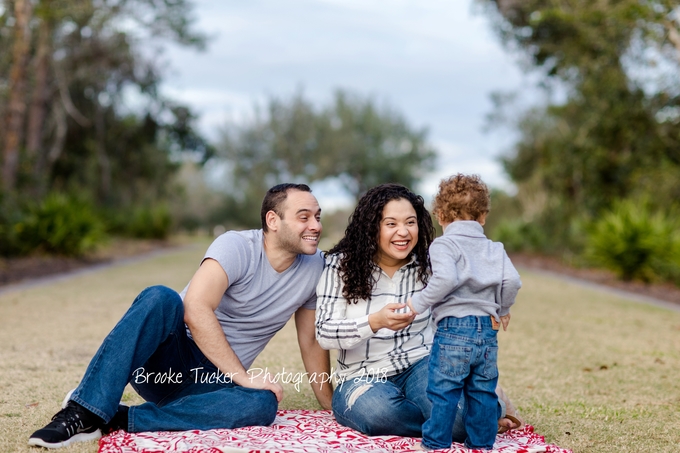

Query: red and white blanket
98;410;571;453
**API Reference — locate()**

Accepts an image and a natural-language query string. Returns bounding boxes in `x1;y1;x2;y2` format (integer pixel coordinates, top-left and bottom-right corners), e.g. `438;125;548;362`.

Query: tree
317;91;437;201
480;0;680;248
0;0;213;254
216;90;436;227
2;0;33;191
0;0;210;202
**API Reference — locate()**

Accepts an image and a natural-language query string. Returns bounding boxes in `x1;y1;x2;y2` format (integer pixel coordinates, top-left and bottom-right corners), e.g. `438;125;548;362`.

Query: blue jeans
422;316;501;450
69;285;278;432
332;357;467;440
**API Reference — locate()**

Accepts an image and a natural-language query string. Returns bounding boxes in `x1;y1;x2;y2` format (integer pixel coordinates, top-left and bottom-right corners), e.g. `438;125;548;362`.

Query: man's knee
256;390;278;425
133;285;183;318
229;390;277;427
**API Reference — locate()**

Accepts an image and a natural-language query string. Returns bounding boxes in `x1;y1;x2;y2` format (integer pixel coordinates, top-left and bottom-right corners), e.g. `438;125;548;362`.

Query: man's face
275;190;322;255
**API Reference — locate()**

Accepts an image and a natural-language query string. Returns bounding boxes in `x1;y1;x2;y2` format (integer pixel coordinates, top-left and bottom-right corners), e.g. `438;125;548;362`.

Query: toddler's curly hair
433;173;490;223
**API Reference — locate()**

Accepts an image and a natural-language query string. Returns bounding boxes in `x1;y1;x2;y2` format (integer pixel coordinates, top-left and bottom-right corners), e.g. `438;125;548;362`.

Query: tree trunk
2;0;34;192
27;18;53;178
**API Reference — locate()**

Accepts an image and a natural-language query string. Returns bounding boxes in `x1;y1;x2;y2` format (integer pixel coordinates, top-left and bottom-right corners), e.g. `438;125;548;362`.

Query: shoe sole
28;430;102;449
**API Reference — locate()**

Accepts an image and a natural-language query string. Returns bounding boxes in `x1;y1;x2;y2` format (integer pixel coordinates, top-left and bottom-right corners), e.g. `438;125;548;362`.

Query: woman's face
375;198;419;270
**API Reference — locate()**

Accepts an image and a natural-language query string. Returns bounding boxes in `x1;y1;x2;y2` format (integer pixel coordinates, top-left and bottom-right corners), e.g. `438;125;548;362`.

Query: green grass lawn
1;241;678;452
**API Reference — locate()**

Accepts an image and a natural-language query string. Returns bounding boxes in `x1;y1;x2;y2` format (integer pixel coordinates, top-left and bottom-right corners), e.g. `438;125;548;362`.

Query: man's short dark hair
261;183;312;232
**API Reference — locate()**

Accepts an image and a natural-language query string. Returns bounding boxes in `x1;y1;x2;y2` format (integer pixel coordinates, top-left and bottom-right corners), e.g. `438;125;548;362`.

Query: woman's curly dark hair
329;183;435;304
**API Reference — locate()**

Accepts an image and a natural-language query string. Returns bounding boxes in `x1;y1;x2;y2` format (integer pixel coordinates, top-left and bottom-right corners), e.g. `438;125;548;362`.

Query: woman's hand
368;303;417;332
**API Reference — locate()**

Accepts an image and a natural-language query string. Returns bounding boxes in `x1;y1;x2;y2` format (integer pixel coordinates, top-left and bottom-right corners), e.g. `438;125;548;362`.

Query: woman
315;183;521;439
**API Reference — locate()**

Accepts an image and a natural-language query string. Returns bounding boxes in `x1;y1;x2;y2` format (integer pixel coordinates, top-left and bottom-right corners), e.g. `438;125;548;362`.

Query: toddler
408;174;521;450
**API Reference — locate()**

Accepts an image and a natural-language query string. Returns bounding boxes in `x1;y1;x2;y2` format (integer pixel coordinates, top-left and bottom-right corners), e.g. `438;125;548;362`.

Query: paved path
0;243;201;297
518;265;680;313
2;246;678;313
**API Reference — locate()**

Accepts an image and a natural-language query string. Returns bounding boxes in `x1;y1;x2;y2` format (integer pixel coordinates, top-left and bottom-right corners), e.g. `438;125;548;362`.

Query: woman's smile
376;198;419;273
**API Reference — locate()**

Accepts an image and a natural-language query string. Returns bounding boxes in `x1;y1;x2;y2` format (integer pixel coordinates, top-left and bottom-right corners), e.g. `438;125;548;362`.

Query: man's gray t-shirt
180;229;324;369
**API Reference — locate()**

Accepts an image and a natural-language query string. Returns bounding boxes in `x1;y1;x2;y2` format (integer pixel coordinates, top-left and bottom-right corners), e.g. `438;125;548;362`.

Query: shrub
585;200;679;282
124;204;173;240
491;219;547;253
17;194;106;256
0;201;26;256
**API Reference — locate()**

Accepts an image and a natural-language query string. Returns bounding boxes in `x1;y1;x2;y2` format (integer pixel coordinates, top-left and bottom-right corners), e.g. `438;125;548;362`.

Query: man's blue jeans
422;316;501;450
331;357;469;440
68;285;278;432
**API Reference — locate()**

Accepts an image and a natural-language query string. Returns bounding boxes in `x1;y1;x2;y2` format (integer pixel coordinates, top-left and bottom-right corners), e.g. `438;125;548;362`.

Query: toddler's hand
406;298;418;315
500;313;511;331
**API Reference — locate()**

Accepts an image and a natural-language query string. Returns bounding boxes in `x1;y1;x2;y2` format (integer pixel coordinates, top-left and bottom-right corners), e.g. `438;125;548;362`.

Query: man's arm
295;307;333;410
183;258;283;401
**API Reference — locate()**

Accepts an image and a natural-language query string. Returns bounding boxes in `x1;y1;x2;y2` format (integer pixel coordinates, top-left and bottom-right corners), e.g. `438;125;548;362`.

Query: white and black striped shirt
315;253;433;381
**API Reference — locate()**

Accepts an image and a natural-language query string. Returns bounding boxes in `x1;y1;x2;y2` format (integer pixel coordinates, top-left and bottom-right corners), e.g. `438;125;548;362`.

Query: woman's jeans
332;357;448;438
68;285;278;432
422;316;501;450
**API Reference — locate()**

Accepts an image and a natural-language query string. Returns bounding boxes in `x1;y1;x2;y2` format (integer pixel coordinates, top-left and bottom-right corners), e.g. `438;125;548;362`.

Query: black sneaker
102;404;129;434
28;401;102;448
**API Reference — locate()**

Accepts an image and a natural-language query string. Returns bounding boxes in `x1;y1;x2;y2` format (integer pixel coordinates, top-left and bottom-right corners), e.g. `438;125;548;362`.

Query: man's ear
265;210;280;232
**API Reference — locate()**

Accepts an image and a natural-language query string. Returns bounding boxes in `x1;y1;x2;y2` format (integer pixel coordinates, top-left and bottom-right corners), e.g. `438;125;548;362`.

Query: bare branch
666;20;680;61
54;64;92;127
47;102;68;165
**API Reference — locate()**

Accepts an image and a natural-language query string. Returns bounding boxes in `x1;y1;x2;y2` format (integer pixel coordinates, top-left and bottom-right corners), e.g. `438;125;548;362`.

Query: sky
161;0;530;209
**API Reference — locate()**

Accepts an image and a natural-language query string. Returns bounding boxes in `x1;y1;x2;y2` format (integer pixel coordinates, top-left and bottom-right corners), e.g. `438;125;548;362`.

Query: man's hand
368;303;416;332
500;313;511;331
243;371;284;402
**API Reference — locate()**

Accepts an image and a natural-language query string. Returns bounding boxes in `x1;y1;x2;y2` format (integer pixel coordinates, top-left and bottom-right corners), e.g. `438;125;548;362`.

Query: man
29;183;333;449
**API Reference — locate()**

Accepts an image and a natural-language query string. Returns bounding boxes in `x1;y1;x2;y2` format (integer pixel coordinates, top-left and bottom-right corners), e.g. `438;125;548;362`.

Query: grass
499;272;680;452
1;241;679;452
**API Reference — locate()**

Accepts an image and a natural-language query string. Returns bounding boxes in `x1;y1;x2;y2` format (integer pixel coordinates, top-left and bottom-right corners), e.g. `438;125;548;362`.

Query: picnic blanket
98;410;572;453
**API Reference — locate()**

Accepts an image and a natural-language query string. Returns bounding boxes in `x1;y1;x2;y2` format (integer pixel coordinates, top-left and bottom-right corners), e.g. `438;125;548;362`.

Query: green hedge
0;193;177;256
126;204;173;240
491;219;548;253
15;194;107;256
585;200;680;283
107;203;173;240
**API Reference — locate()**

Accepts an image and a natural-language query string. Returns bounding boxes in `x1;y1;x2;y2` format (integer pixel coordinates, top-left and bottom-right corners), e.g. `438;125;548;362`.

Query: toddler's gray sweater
411;220;521;326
